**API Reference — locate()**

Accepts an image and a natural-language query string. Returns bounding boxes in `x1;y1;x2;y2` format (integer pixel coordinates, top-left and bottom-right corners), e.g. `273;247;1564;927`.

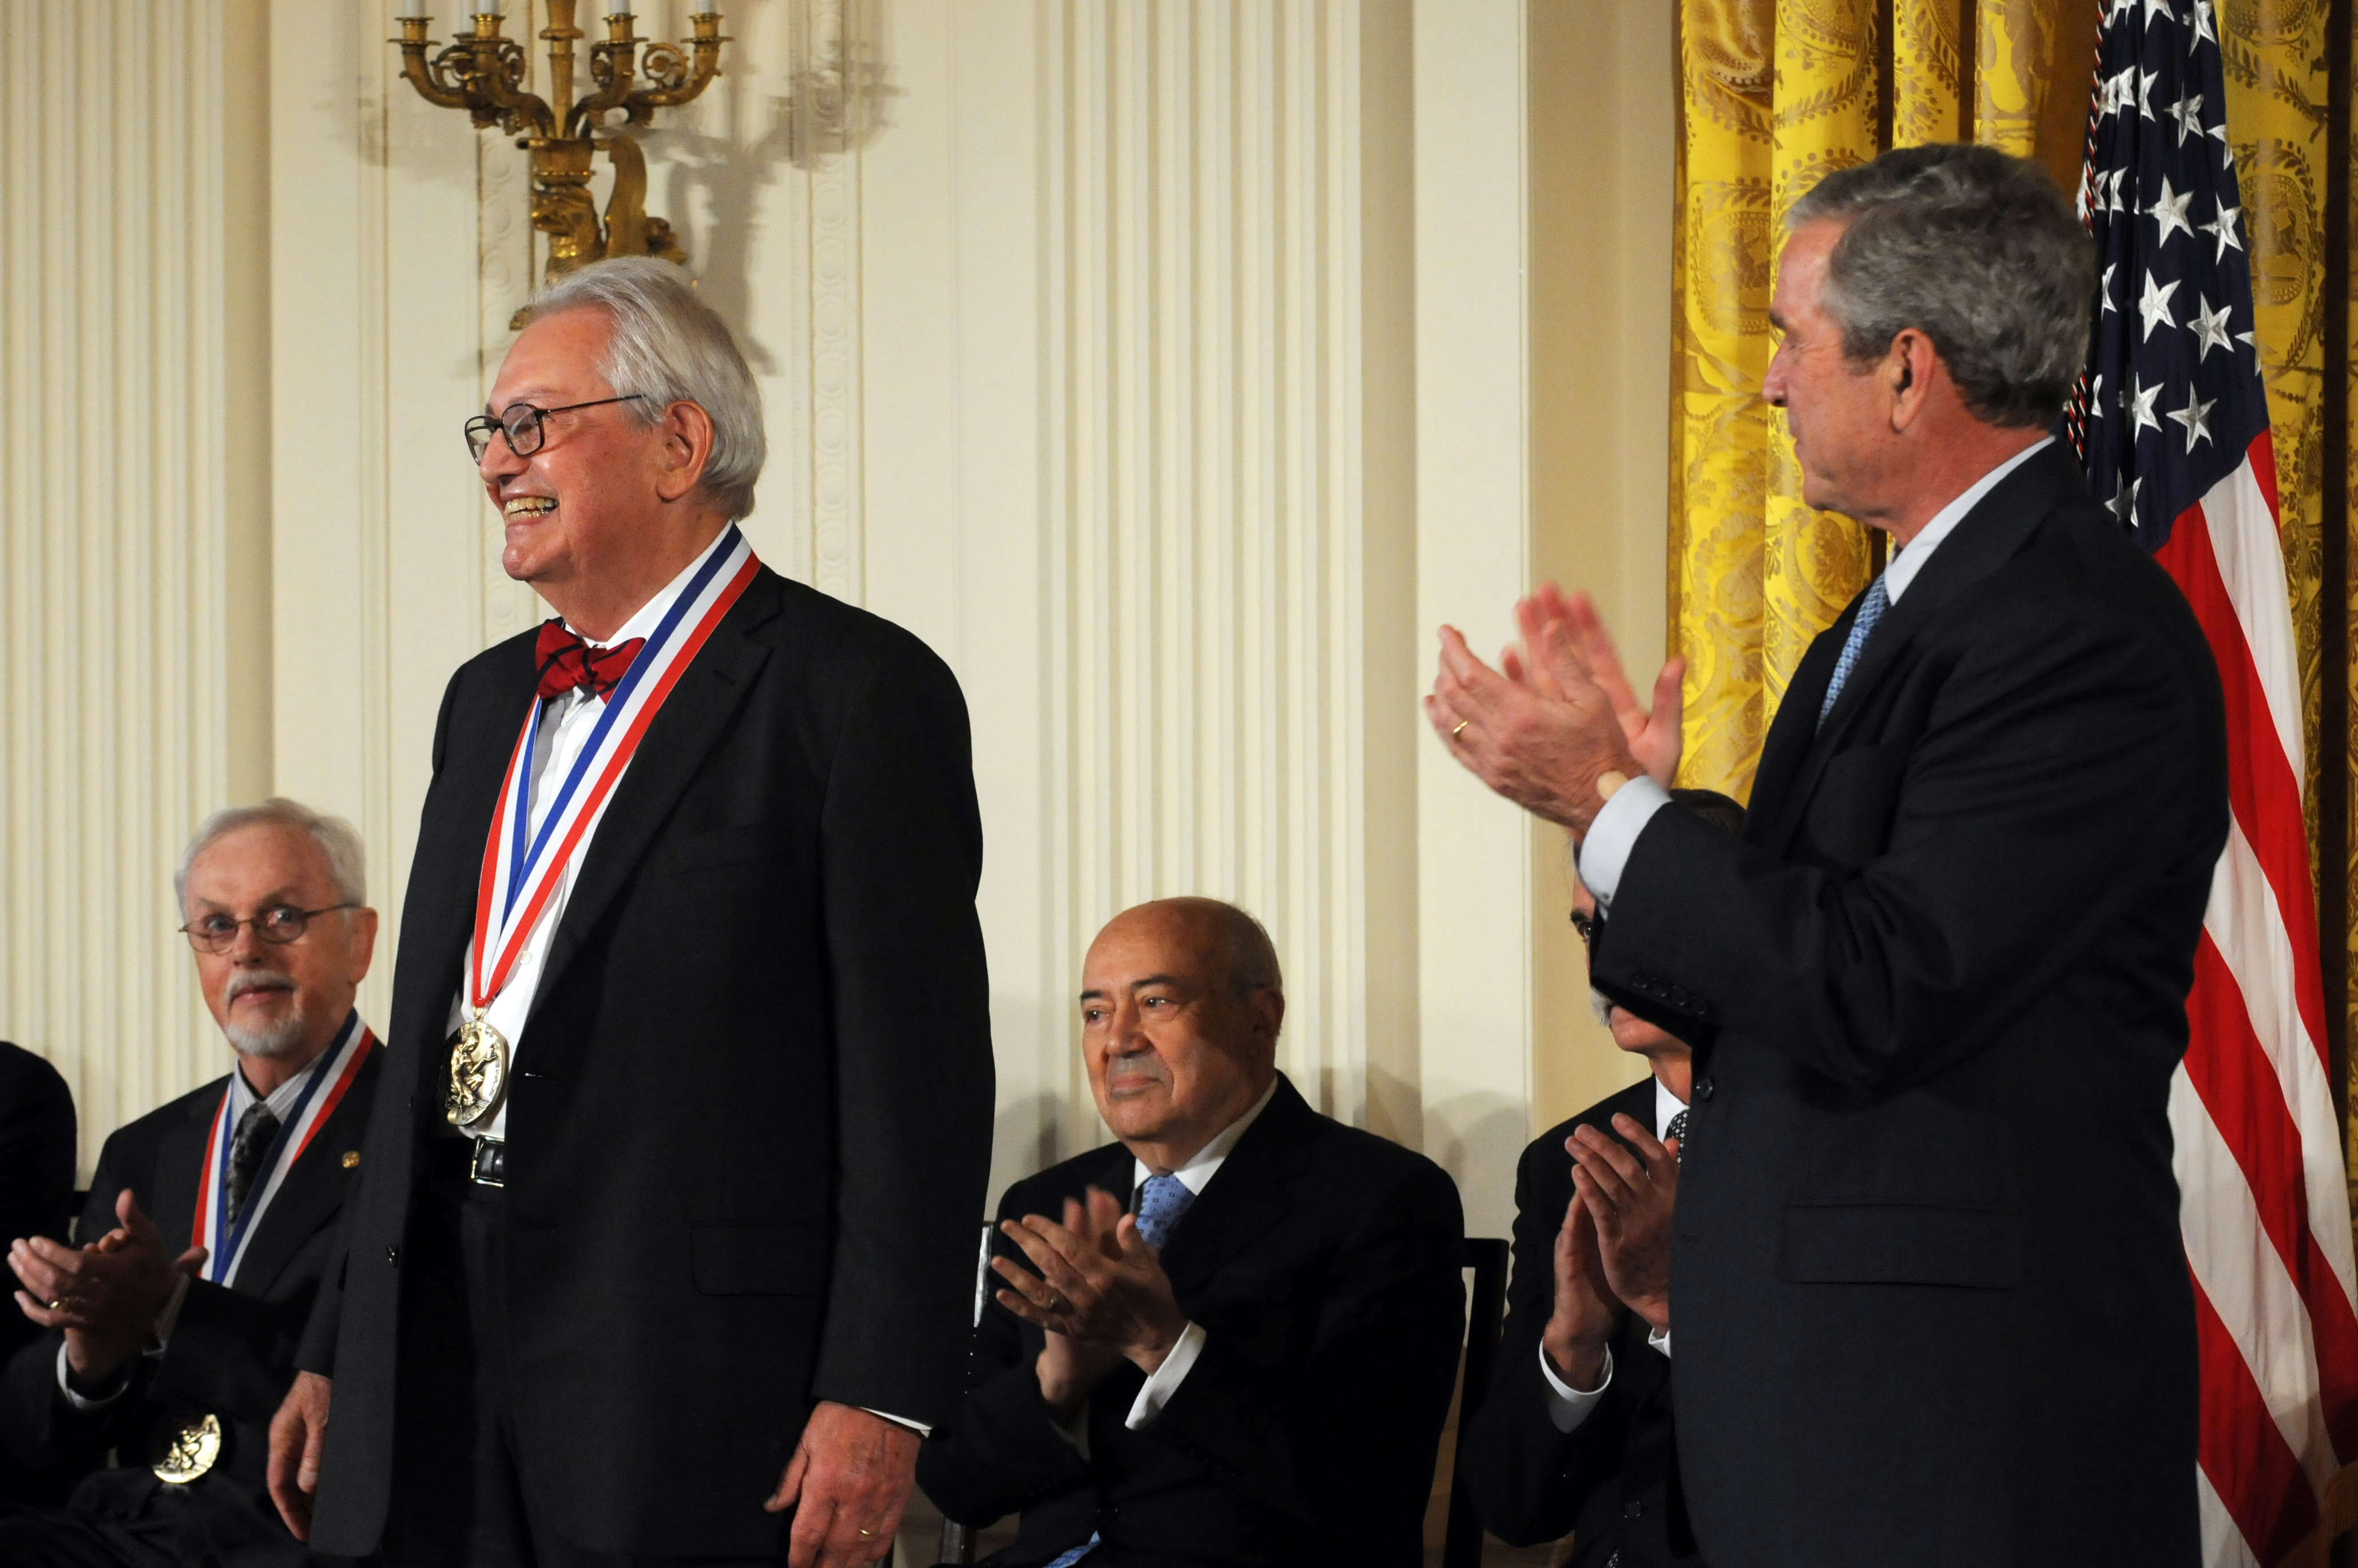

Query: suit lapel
229;1054;379;1296
1156;1075;1313;1300
1757;442;2085;857
151;1088;223;1256
392;641;540;1089
1747;611;1850;841
525;573;781;1026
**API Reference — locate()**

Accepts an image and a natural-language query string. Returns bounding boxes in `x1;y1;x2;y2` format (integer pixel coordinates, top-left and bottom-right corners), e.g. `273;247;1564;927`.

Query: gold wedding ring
46;1298;64;1312
1451;720;1470;739
858;1527;874;1538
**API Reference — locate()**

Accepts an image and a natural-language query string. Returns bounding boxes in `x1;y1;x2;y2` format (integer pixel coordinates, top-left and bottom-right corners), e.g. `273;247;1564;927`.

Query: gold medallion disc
153;1412;222;1483
445;1014;511;1127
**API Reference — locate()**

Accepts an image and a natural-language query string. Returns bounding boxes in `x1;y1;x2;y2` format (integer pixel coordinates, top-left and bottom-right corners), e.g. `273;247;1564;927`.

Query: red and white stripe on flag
2070;2;2358;1562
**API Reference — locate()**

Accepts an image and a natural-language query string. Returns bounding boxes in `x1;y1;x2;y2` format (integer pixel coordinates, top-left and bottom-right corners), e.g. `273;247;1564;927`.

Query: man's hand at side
1540;1180;1619;1390
7;1190;203;1389
992;1188;1190;1377
764;1400;920;1567
267;1369;331;1541
1568;1117;1678;1334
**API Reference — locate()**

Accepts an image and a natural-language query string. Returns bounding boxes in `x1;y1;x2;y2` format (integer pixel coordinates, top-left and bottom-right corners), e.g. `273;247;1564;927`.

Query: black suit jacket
302;565;996;1559
1461;1076;1699;1567
916;1075;1464;1568
1588;443;2224;1565
1;1054;377;1555
0;1041;77;1375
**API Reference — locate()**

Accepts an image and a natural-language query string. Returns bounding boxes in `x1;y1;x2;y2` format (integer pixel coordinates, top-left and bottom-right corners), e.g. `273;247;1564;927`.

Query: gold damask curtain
1666;0;2353;1174
1668;0;2337;804
1668;0;2103;796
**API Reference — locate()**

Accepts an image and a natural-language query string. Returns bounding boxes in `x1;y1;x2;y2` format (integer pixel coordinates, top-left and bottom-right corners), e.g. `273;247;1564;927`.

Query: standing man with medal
265;257;995;1567
1;799;382;1567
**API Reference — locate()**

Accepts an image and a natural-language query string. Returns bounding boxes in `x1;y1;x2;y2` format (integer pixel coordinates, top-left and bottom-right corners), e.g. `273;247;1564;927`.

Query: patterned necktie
533;620;647;702
1134;1173;1195;1250
1664;1109;1689;1162
1817;573;1891;728
1041;1176;1198;1568
226;1102;280;1224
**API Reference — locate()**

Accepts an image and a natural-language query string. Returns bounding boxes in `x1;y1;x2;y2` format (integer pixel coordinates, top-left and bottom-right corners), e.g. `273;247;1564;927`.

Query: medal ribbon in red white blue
189;1009;375;1287
468;525;760;1016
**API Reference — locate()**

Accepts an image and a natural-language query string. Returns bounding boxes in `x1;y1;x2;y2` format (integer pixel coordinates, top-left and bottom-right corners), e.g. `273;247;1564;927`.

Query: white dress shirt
57;1055;332;1409
1121;1075;1280;1430
1577;436;2055;908
443;527;732;1141
1536;1077;1687;1434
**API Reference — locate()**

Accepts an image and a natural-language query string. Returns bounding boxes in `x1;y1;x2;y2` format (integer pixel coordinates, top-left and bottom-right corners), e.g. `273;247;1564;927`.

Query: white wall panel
0;0;1674;1237
0;0;269;1178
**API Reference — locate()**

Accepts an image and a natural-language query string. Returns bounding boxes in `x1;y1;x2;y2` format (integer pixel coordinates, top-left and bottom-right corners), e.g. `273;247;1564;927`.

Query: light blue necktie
1042;1176;1197;1568
1818;574;1890;729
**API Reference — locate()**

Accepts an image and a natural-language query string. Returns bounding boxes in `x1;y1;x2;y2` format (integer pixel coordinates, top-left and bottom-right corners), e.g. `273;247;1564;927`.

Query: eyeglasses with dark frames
179;903;359;955
464;394;649;462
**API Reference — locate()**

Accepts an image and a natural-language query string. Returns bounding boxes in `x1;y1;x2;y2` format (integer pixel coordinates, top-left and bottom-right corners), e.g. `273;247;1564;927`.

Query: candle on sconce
398;0;428;15
606;0;632;13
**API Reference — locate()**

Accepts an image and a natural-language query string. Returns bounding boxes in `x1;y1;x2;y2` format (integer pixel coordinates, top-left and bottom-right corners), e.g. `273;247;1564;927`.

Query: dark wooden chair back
1444;1236;1513;1568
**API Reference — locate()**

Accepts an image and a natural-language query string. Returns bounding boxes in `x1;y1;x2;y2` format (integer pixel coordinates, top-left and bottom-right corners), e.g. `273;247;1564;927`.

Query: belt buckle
470;1137;506;1188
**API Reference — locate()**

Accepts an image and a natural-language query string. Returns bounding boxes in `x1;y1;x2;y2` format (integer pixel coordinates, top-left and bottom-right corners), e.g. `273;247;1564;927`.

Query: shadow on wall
1421;1090;1527;1213
637;0;904;376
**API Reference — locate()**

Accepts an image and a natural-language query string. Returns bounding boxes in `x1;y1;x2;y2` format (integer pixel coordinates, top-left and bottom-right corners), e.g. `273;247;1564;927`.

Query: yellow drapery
1670;0;2099;800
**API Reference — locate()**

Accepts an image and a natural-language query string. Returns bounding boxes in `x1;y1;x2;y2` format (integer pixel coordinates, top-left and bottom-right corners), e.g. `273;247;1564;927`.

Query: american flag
2071;0;2358;1561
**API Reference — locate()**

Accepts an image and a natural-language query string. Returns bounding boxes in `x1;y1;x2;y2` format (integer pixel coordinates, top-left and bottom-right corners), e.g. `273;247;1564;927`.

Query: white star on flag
2201;203;2242;260
2149;176;2196;244
2168;92;2205;145
2101;263;2119;313
2137;273;2180;340
2188;297;2234;361
2164;391;2216;452
2106;474;2141;526
2190;0;2217;45
2128;375;2163;438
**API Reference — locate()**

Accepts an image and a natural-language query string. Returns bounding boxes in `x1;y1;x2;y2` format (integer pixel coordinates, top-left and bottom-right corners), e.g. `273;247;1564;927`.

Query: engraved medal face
444;1015;511;1127
152;1412;221;1483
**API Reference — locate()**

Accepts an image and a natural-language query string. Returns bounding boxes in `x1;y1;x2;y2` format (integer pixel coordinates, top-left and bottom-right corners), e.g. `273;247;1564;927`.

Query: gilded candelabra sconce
393;0;728;319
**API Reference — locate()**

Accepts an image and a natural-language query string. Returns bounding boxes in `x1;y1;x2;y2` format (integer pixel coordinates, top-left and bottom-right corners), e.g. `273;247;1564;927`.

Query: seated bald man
918;898;1465;1568
0;799;382;1567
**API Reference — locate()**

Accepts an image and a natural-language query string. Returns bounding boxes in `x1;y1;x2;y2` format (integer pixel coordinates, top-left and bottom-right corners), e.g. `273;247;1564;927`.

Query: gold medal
444;1013;511;1127
152;1412;221;1483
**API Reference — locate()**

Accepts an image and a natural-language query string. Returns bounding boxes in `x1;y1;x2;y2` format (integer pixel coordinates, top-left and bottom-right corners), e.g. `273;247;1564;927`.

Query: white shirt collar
565;525;734;651
1881;436;2053;605
1653;1076;1688;1141
1133;1075;1283;1198
226;1033;350;1124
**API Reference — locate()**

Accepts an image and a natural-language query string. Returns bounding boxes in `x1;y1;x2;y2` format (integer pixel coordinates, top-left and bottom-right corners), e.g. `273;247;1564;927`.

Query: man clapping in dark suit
1;799;382;1566
919;898;1465;1567
1463;789;1741;1568
1431;146;2224;1563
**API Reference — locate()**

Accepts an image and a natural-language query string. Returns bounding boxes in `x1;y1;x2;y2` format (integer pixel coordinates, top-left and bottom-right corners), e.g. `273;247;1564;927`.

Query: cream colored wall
0;0;1669;1234
0;0;273;1170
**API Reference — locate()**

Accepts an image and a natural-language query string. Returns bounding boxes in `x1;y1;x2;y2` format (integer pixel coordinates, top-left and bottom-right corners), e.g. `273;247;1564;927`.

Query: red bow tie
534;620;647;702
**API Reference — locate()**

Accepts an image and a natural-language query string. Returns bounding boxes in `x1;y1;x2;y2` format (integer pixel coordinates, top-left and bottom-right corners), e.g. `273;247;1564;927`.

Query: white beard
222;976;307;1059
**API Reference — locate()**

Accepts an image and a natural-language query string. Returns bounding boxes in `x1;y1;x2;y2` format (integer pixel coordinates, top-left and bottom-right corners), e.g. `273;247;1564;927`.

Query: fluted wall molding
1038;0;1381;1145
0;1;1676;1234
0;0;269;1178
